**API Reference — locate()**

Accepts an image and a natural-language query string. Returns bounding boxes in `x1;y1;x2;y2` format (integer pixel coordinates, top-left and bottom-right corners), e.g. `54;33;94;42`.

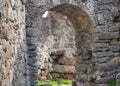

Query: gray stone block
27;51;37;57
53;65;76;73
96;62;119;71
98;13;106;25
110;42;120;46
26;37;37;44
27;57;37;63
29;66;38;73
27;44;37;50
93;51;114;57
110;46;120;52
95;43;108;48
98;32;119;40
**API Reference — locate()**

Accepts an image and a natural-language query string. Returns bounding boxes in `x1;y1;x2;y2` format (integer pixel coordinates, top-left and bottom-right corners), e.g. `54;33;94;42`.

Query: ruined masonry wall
0;0;29;86
0;0;119;86
26;0;120;86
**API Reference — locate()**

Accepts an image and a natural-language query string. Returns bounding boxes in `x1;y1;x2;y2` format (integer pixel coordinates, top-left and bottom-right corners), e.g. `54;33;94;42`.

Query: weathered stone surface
108;24;120;32
98;0;119;4
26;37;37;44
96;62;120;71
110;42;120;46
0;0;120;86
58;57;76;65
96;74;116;83
84;82;94;86
53;65;76;73
98;13;106;24
29;66;38;73
93;51;114;57
95;84;109;86
27;51;37;57
116;73;120;79
26;0;120;85
76;64;88;73
60;73;74;79
98;32;119;40
0;0;29;86
110;46;120;52
27;44;37;50
51;73;60;78
111;57;120;64
50;49;66;56
95;43;108;48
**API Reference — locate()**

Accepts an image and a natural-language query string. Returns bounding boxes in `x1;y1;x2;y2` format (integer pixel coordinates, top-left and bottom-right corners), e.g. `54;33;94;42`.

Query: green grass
108;79;116;86
36;79;72;86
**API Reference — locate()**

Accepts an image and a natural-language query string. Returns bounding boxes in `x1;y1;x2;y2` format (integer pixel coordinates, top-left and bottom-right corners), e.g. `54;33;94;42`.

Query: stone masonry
0;0;120;86
26;0;120;86
0;0;29;86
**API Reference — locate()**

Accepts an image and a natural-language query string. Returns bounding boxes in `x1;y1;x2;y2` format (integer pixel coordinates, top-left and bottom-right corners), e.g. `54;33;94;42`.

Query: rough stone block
26;37;37;44
98;32;119;40
98;13;106;25
58;57;76;65
96;62;119;71
93;51;114;57
110;46;120;52
51;73;60;78
27;51;37;57
50;49;66;56
95;84;109;86
98;0;119;4
29;66;38;73
27;57;37;63
95;43;108;48
96;74;116;83
53;65;76;73
76;64;88;73
110;42;120;46
27;44;37;50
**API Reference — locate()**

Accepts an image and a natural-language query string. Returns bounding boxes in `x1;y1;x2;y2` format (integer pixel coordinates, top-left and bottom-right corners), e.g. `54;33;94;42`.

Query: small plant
108;79;117;86
55;79;72;85
49;80;57;86
36;81;49;86
36;79;72;86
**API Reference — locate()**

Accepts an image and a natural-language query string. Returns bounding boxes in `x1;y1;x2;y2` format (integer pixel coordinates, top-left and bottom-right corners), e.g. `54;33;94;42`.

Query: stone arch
49;3;94;32
43;3;95;86
25;1;120;86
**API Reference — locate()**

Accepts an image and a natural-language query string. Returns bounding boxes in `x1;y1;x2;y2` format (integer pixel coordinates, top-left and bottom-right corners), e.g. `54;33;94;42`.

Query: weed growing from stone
108;79;116;86
36;79;72;86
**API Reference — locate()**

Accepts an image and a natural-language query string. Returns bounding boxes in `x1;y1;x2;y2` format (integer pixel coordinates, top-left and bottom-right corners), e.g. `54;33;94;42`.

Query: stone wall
0;0;119;86
26;0;120;86
0;0;29;86
36;13;76;80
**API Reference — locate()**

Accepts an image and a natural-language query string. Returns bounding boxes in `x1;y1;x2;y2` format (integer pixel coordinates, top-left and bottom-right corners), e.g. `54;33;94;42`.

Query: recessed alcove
37;3;95;86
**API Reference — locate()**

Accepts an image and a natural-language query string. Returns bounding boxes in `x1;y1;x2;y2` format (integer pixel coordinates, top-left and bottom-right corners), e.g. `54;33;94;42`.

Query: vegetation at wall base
36;79;72;86
108;79;116;86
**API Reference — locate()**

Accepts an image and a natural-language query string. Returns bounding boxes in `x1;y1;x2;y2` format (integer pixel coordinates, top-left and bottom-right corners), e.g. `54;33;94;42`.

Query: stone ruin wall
37;13;77;80
0;0;120;86
26;0;120;86
0;0;29;86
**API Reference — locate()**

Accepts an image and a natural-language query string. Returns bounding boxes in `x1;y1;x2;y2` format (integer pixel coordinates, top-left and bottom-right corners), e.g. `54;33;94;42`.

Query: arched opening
38;3;95;86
